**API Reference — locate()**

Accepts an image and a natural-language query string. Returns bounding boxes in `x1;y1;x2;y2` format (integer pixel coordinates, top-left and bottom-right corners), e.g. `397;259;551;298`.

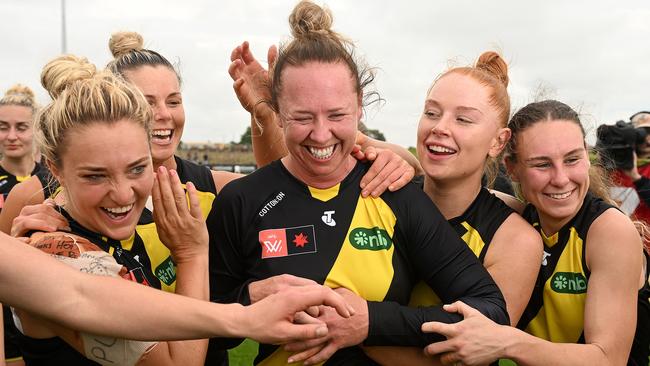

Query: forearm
505;328;618;366
251;113;287;167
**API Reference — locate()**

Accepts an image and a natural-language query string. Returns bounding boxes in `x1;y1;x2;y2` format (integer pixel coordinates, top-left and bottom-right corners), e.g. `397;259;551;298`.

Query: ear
504;155;519;183
488;127;511;158
46;159;64;187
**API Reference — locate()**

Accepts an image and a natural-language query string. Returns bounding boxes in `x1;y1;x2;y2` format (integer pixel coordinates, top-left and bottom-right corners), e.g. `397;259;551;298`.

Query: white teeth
308;145;334;160
428;145;456;154
547;191;572;199
103;204;134;214
152;129;172;137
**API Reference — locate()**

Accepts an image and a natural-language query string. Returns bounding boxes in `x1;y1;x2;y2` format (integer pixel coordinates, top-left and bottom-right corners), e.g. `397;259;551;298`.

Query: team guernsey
516;193;650;365
409;178;515;306
0;162;43;210
210;160;508;365
15;156;218;365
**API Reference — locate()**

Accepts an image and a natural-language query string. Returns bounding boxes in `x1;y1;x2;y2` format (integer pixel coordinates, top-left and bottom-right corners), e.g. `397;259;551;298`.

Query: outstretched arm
229;41;286;167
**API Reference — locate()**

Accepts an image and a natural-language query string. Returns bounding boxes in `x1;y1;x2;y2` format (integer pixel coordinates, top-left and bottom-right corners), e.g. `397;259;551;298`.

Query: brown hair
505;99;614;205
269;0;377;113
36;54;152;168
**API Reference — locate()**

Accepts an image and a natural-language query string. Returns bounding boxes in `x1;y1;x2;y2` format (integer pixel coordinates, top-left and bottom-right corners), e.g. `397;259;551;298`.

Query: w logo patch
259;225;317;259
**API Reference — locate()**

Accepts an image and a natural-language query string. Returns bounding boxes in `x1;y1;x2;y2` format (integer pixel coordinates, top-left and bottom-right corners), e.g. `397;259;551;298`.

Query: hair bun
289;0;333;38
109;31;144;58
41;55;97;99
476;51;509;88
5;84;35;101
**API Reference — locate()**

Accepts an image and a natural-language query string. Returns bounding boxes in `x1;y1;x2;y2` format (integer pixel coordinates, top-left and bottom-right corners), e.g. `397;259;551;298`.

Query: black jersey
15;156;220;366
517;194;612;342
409;181;514;307
0;162;43;210
209;161;508;365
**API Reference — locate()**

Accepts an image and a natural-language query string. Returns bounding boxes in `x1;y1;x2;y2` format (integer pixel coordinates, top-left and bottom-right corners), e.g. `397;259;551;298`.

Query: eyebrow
145;92;181;98
77;156;150;172
525;148;585;163
424;100;483;115
0;120;30;124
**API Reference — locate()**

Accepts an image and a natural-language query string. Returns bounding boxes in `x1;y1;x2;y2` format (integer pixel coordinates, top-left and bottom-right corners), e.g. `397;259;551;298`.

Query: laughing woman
422;100;647;366
12;54;211;366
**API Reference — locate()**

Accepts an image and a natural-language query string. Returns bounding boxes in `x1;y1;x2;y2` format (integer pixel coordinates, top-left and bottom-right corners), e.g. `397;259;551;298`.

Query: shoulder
6;175;45;205
215;162;284;201
210;170;243;193
491;212;542;258
490;189;526;214
586;207;641;270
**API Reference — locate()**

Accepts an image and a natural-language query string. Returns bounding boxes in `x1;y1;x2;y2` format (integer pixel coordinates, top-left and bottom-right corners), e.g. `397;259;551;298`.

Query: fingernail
360;182;366;189
315;326;328;337
362;190;369;197
388;185;394;191
287;357;295;363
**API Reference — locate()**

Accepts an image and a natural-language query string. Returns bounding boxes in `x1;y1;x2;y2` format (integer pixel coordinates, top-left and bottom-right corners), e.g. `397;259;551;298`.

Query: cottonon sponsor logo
258;192;286;217
550;272;587;294
542;251;551;266
321;211;336;226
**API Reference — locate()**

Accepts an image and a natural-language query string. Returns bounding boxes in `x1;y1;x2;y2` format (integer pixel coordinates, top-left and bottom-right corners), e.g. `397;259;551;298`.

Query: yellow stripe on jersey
308;183;340;202
525;227;587;343
16;175;30;182
260;196;397;366
409;221;485;307
324;195;396;301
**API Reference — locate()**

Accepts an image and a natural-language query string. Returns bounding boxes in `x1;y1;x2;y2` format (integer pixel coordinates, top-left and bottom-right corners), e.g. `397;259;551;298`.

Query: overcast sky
2;0;648;147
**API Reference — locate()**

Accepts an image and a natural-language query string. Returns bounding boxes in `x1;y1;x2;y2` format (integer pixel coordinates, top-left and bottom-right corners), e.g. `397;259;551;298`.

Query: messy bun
109;31;144;58
106;31;181;85
35;54;152;167
0;84;38;111
270;0;378;113
289;1;333;38
475;51;509;88
41;55;96;99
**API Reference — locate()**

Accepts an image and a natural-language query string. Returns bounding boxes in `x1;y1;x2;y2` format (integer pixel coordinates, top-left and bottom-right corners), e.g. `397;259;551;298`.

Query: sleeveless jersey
15;156;218;365
409;181;514;306
0;162;43;210
209;161;508;365
630;251;650;366
517;193;611;343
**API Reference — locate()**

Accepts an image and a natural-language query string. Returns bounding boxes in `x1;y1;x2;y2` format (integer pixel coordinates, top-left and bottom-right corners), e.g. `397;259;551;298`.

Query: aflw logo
263;239;283;253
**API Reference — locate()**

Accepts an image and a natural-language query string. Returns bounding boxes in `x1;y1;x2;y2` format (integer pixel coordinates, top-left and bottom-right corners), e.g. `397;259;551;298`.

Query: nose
310;117;333;144
153;102;172;122
431;114;451;137
550;165;570;187
109;177;135;205
7;127;18;141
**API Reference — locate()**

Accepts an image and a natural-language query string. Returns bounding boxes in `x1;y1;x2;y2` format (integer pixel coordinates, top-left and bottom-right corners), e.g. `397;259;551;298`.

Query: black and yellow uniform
1;162;43;363
34;164;61;200
0;162;43;210
517;193;611;343
14;156;219;365
210;161;508;365
409;178;514;306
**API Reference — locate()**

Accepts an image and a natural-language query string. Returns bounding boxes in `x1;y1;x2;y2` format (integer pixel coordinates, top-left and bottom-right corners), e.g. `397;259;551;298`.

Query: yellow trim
308;183;340;202
16;175;30;182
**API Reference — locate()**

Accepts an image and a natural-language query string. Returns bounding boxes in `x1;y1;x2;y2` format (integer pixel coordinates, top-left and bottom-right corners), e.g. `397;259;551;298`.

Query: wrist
225;303;249;338
502;326;533;361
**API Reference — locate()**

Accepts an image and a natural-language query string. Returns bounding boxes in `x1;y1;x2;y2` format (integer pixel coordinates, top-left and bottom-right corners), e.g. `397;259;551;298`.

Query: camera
596;120;647;170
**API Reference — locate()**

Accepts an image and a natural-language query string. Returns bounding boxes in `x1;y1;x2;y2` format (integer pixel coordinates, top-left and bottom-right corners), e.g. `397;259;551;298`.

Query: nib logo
259;225;317;259
550;272;587;294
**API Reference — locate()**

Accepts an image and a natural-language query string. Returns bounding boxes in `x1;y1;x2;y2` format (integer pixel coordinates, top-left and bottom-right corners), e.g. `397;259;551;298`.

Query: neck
154;155;177;172
422;174;482;220
281;155;356;189
1;155;35;177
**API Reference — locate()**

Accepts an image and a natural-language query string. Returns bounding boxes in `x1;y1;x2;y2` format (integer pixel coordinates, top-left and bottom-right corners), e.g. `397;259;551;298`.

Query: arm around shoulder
0;176;46;234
